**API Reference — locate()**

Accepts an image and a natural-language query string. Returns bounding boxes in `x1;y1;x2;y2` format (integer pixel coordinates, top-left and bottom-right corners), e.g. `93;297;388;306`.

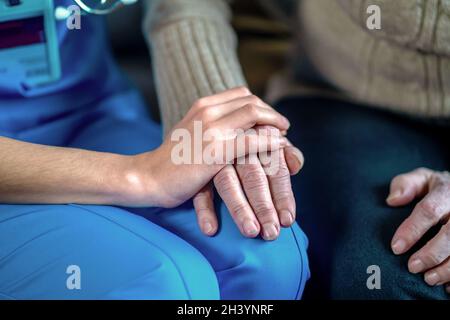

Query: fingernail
283;117;290;128
387;190;402;203
409;258;424;274
262;223;279;241
280;210;293;226
392;239;406;255
243;220;259;236
203;222;214;235
425;272;440;286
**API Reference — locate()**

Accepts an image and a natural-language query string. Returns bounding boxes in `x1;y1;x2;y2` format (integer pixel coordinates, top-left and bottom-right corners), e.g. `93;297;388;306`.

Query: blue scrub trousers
0;92;309;299
0;6;309;299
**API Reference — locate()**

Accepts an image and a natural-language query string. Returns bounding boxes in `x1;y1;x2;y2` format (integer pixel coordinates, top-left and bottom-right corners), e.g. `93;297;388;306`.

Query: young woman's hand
0;87;288;209
131;87;290;208
387;168;450;294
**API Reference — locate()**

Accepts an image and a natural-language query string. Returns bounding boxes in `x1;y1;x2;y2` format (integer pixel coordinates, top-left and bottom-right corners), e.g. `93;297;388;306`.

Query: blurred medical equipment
0;0;138;88
0;0;60;87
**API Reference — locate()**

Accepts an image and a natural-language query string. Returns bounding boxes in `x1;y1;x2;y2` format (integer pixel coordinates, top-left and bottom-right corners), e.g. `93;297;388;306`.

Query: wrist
108;152;159;207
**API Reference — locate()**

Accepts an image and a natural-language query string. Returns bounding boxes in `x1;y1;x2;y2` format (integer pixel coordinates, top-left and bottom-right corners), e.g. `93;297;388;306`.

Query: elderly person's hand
387;168;450;294
192;88;304;241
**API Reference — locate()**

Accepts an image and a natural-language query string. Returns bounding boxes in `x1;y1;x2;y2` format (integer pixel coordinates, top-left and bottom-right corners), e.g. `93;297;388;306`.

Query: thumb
387;168;433;207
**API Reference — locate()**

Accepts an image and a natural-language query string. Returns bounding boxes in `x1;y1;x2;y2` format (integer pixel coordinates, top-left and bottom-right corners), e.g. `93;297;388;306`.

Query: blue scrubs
0;1;309;299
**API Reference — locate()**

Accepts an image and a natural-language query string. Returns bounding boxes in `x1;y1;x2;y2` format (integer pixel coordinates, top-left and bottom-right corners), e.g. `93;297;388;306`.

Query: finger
216;94;272;113
387;168;433;207
407;222;450;274
195;95;273;122
194;86;252;107
215;104;290;132
261;149;296;227
235;155;280;240
284;144;304;175
446;284;450;294
392;182;450;255
193;184;218;236
205;130;287;167
214;165;260;238
424;257;450;287
227;130;287;162
257;131;303;176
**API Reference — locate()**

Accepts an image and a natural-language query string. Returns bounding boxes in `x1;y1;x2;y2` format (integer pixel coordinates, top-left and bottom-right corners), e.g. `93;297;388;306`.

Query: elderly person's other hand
387;168;450;294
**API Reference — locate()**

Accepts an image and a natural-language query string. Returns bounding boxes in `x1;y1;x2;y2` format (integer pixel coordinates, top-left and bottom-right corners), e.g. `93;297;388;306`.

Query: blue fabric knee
0;204;219;299
138;201;310;300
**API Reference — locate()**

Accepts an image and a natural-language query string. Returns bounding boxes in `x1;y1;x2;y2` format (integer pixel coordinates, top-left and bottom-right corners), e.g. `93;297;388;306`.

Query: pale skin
0;87;290;209
388;168;450;293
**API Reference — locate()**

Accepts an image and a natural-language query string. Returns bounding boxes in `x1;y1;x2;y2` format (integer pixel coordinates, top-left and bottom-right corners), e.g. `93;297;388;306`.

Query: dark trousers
276;96;450;299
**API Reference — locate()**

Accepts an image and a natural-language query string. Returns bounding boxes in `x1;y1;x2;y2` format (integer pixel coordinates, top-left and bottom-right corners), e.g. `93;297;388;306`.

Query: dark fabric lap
275;96;450;299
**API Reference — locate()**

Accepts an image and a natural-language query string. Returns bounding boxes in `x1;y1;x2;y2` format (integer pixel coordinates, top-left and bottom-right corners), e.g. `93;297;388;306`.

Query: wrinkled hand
387;168;450;294
193;90;304;241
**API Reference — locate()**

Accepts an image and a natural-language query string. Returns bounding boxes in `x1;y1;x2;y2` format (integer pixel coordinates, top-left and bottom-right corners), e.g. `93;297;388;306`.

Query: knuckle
424;251;445;266
237;86;251;95
443;182;450;195
406;221;423;241
415;167;431;174
272;190;292;203
248;95;261;105
442;171;450;181
392;174;408;185
214;171;236;191
195;97;209;108
436;178;450;194
195;207;212;218
443;262;450;275
192;100;203;110
443;224;450;240
193;194;210;209
202;122;212;132
200;107;217;121
430;173;445;187
270;165;291;180
245;104;259;117
418;200;440;221
253;201;274;217
241;166;265;184
230;202;249;220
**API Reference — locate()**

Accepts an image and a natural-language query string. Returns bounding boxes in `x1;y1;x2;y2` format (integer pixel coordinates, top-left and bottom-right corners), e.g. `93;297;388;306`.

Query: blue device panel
0;0;61;87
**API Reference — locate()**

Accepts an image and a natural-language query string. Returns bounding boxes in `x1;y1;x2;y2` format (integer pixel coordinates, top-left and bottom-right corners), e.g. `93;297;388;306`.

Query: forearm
143;0;246;132
0;137;146;206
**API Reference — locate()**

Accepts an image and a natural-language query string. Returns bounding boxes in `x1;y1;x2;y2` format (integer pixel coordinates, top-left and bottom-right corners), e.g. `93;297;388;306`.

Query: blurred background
106;0;295;122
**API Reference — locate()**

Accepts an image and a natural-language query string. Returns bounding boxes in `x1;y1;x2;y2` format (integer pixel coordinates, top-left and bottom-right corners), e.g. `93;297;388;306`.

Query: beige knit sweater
143;0;450;132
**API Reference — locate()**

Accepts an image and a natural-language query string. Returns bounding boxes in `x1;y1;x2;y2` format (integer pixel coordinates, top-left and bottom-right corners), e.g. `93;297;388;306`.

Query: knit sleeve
142;0;247;133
